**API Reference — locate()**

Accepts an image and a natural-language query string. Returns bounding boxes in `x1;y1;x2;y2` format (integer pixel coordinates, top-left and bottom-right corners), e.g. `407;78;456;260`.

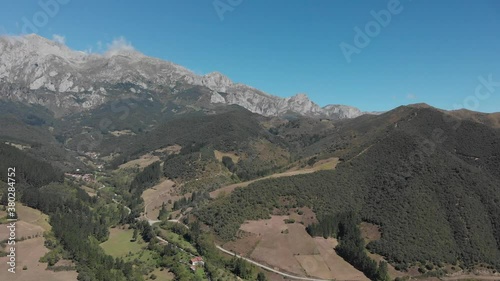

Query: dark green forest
307;211;390;281
1;101;499;280
197;107;500;270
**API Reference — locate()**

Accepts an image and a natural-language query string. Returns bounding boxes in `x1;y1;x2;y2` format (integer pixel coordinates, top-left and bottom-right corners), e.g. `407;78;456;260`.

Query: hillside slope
197;105;500;269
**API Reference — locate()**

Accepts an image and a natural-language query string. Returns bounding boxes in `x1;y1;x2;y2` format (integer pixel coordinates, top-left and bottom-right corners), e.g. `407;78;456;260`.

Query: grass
17;204;51;231
100;227;160;279
194;268;205;279
100;228;144;257
147;268;174;281
158;229;198;254
313;158;339;171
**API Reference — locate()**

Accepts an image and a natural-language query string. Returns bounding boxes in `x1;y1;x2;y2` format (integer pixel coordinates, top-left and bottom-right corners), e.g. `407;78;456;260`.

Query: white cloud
105;36;135;54
407;93;416;100
52;34;65;44
82;46;93;54
75;37;135;55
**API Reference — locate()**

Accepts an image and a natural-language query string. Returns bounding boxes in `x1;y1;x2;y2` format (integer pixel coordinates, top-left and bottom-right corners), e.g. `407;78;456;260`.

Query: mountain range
0;34;365;119
1;33;500;281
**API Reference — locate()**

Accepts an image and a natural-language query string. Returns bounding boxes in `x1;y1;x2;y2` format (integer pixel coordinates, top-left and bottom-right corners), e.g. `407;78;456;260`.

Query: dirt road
210;157;339;198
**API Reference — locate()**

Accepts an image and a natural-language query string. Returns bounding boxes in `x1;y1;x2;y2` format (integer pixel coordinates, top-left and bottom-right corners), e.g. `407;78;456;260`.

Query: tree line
308;211;390;281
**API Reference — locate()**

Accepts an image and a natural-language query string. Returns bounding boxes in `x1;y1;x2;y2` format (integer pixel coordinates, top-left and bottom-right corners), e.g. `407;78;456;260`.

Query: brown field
142;178;183;220
18;204;51;231
223;215;369;281
80;185;97;197
288;207;317;226
295;255;332;279
223;232;261;257
0;204;50;240
360;222;381;243
366;252;408;279
443;275;500;281
314;238;370;281
0;237;78;281
214;150;240;163
488;113;500;128
119;153;160;169
0;203;51;233
210;157;339;198
0;221;44;241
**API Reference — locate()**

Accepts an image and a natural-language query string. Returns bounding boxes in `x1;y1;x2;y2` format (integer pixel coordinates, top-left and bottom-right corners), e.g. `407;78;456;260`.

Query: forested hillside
197;106;500;270
0;142;144;281
0;101;84;171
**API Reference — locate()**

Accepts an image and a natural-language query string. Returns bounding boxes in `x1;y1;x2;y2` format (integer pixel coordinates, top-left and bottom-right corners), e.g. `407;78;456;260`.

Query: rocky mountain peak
0;34;366;120
202;71;233;92
290;93;310;101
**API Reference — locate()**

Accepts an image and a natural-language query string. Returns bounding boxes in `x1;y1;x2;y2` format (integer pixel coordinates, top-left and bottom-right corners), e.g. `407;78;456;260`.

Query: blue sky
1;0;499;113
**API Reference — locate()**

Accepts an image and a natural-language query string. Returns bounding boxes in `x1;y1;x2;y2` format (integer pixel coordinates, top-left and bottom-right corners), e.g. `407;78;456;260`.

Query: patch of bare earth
0;205;50;241
0;221;44;241
80;185;97;197
142;178;183;220
222;232;261;257
313;237;370;281
0;237;78;281
366;252;407;279
288;207;317;226
360;222;381;243
224;215;369;280
443;275;500;281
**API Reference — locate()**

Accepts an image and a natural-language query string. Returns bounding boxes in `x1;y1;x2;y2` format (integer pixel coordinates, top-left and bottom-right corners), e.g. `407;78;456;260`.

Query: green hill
197;105;500;270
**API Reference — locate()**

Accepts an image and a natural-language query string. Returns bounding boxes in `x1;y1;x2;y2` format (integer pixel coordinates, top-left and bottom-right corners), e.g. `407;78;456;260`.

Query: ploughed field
222;215;369;281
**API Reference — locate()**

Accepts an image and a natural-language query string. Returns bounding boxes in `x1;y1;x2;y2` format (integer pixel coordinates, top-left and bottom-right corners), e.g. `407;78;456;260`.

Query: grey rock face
0;34;364;119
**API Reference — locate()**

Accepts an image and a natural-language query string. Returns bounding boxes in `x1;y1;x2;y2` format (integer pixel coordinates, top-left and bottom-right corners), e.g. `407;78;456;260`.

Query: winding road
112;198;131;215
